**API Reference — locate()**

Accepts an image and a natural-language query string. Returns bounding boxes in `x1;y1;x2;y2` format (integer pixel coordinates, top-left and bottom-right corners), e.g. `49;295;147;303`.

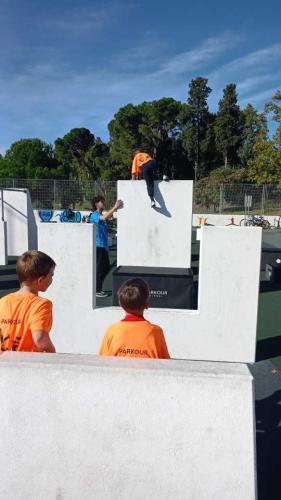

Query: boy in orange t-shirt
0;250;56;353
131;151;157;208
99;278;170;359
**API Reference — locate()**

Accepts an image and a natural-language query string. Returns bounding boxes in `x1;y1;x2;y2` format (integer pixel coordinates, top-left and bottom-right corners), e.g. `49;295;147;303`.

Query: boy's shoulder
0;292;52;308
107;318;163;333
146;321;163;335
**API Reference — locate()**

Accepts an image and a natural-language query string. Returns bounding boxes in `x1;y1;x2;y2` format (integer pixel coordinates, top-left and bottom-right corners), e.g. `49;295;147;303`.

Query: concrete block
0;353;256;500
37;224;261;363
117;180;193;268
38;223;96;354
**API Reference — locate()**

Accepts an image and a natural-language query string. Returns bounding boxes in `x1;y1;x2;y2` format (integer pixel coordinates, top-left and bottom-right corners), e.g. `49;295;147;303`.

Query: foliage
109;98;186;179
54;128;96;180
181;77;213;180
207;166;250;184
265;90;281;123
0;82;280;187
194;180;220;212
0;139;57;178
238;104;267;166
215;84;243;168
248;130;281;185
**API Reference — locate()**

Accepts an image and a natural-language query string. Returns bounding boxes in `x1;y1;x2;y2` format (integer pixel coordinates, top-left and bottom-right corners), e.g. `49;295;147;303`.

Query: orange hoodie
131;152;153;175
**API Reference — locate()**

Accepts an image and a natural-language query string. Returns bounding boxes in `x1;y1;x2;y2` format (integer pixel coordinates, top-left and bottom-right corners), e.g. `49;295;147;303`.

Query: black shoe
151;200;156;208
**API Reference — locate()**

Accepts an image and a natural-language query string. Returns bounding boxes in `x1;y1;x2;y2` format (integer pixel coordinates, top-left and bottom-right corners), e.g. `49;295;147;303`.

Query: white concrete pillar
117;180;193;268
38;223;96;354
0;220;7;265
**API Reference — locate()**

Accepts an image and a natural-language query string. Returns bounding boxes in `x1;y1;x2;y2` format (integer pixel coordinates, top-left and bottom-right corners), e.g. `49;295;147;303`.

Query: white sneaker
162;175;170;181
96;291;108;298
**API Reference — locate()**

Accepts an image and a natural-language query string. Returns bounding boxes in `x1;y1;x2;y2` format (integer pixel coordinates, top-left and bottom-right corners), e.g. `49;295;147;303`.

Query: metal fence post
1;188;4;221
54;179;56;209
219;183;224;214
261;185;265;215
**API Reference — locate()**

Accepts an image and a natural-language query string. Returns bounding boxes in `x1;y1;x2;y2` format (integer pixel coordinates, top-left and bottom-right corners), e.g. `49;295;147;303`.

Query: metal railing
0;187;28;222
1;179;281;215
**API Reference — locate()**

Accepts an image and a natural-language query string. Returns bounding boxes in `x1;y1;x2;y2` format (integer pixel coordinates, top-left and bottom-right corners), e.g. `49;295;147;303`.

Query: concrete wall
0;352;256;500
117;180;193;268
38;223;96;353
37;224;261;363
0;189;37;255
0;220;7;265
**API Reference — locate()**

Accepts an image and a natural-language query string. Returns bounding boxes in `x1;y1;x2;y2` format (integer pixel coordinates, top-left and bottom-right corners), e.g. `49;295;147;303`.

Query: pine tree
181;77;212;180
215;84;243;168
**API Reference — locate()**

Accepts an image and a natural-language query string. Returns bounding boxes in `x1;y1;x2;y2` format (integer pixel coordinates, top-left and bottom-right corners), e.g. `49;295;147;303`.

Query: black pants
96;247;110;292
141;159;156;201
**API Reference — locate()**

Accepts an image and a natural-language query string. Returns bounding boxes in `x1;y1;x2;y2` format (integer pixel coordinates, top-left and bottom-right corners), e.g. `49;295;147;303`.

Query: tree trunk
194;161;198;182
224;154;228;168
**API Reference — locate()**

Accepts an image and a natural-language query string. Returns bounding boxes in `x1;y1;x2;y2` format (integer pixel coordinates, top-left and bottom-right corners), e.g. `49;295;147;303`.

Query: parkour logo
150;290;168;298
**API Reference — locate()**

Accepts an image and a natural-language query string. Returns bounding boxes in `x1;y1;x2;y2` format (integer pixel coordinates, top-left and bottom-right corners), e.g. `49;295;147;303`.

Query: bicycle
239;215;271;229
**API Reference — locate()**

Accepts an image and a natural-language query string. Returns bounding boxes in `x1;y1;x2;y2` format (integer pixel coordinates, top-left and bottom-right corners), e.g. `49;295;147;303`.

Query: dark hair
133;149;152;158
92;195;105;210
118;278;150;311
16;251;56;284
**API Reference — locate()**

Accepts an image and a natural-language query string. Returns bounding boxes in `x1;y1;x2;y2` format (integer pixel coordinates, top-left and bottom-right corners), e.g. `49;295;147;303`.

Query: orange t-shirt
131;153;153;175
99;314;170;359
0;291;53;353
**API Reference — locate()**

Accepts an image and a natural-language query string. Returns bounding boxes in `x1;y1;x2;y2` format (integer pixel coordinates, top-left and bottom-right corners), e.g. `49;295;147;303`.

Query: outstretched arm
100;200;123;221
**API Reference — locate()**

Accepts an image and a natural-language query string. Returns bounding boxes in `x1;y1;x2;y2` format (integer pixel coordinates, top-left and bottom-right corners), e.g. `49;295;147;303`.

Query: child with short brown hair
0;250;56;353
99;278;170;359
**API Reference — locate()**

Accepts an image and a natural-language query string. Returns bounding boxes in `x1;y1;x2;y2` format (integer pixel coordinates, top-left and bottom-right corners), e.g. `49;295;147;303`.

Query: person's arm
32;330;56;353
100;200;123;221
131;155;140;179
152;327;170;359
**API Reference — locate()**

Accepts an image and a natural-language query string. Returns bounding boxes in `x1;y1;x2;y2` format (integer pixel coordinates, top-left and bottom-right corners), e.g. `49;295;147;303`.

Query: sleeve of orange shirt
30;300;53;334
149;326;170;359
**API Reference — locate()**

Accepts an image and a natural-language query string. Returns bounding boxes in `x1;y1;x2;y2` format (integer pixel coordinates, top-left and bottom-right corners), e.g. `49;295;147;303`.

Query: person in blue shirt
90;196;123;297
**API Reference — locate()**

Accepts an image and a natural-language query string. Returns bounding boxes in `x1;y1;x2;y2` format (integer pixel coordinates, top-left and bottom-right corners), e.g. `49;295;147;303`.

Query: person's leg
141;160;156;201
100;248;110;289
96;247;103;292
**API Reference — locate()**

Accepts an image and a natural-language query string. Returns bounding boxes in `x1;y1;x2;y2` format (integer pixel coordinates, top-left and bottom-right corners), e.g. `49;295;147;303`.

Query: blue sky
0;0;280;153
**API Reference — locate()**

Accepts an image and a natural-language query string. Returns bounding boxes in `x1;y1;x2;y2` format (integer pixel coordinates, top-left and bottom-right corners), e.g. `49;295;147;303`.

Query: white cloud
156;33;242;76
209;44;281;81
47;1;137;36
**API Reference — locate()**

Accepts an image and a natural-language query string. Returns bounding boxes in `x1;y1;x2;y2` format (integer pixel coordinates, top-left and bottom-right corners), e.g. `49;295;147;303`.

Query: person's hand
115;199;123;210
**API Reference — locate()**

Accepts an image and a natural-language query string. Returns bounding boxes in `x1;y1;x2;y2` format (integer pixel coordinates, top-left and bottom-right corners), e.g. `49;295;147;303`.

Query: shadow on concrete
256;336;281;362
259;280;281;294
192;281;198;309
153;185;172;218
191;253;199;263
255;390;281;500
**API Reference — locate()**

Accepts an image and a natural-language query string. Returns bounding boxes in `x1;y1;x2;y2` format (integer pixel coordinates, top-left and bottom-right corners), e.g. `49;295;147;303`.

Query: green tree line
0;78;280;185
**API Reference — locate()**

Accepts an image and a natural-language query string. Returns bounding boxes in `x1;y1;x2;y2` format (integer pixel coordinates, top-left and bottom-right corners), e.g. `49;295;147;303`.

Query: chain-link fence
1;178;281;214
194;183;281;215
0;178;117;210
